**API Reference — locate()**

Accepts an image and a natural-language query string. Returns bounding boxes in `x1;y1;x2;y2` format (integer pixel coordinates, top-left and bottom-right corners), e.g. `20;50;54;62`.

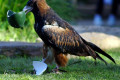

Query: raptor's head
23;0;48;14
23;0;37;14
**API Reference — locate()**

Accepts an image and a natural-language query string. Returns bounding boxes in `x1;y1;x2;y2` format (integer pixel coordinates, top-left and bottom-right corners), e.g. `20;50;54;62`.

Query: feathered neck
36;0;50;16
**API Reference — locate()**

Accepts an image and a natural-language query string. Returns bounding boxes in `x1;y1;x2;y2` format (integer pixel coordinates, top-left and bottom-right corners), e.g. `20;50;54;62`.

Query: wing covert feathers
42;23;83;53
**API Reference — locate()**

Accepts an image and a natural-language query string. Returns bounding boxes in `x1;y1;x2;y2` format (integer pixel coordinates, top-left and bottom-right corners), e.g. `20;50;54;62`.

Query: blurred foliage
47;0;79;20
0;21;37;42
0;0;80;42
0;0;79;22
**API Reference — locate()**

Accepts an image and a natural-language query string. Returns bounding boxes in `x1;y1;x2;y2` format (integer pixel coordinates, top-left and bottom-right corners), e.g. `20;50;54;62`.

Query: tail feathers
95;52;107;65
80;37;116;64
88;42;116;64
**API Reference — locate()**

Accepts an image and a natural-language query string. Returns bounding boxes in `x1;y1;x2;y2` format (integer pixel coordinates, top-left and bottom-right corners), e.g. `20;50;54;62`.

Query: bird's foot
52;68;61;74
52;68;67;74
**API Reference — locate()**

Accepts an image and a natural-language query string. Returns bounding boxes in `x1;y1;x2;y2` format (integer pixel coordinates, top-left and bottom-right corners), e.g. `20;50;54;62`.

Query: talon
52;68;59;73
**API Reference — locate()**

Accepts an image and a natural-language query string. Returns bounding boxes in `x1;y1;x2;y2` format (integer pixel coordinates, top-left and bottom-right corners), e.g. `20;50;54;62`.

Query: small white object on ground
33;61;47;75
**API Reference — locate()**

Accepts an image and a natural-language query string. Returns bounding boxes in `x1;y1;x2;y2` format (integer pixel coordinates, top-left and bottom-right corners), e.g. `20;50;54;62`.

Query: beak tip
23;6;27;12
23;6;33;14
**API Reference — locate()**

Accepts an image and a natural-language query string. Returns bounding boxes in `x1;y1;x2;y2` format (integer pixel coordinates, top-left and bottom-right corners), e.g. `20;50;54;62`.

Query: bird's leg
51;52;68;73
52;65;67;74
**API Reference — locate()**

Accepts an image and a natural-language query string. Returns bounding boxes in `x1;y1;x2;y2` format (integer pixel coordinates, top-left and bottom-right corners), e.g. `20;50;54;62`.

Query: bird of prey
23;0;116;73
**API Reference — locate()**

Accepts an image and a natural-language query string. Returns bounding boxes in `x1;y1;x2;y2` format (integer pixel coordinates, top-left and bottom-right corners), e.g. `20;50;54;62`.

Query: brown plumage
42;43;68;67
23;0;116;72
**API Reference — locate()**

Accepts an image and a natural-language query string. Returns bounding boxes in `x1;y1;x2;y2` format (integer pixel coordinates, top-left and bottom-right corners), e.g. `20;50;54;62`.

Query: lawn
0;48;120;80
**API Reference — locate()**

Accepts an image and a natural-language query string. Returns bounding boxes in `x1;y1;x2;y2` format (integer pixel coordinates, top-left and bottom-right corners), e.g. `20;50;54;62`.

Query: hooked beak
23;6;33;14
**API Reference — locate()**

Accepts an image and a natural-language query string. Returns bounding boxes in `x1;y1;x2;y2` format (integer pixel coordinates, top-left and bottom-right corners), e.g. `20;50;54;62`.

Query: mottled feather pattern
42;22;83;53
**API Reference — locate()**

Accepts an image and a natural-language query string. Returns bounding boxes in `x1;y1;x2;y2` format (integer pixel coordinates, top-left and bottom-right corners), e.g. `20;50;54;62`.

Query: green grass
0;48;120;80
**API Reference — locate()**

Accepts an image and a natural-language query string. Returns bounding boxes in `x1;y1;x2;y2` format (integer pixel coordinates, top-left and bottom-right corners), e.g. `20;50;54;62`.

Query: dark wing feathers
42;22;86;53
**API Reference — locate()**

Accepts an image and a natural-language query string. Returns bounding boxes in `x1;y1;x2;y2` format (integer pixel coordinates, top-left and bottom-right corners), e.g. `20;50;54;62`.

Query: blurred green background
0;0;80;42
